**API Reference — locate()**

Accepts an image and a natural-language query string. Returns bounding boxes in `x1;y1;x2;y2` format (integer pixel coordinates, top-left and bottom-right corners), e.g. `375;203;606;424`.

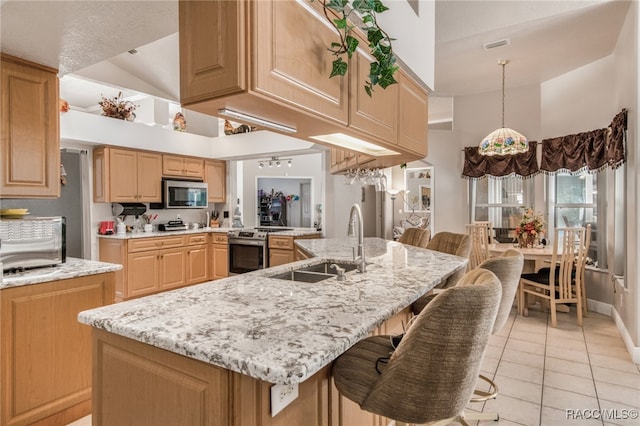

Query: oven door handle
229;239;266;247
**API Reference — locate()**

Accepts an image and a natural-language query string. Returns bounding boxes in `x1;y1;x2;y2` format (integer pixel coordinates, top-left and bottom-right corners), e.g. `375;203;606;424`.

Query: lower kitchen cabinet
0;273;115;426
268;234;320;267
210;233;229;280
100;233;212;301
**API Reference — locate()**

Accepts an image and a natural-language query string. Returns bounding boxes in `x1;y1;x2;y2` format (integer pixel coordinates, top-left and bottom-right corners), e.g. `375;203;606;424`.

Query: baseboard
588;299;640;364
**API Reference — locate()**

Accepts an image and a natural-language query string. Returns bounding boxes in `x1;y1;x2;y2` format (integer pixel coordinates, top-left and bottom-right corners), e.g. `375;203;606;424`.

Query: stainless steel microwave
0;216;66;271
164;179;208;209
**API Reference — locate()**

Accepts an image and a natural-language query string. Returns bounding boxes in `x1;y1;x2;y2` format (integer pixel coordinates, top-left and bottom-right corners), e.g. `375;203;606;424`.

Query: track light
288;160;292;167
269;161;273;167
276;161;281;167
259;162;264;168
256;156;293;168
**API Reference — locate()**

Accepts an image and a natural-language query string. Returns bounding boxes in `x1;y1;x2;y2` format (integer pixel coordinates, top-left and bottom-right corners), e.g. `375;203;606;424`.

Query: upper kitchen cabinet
204;159;226;203
93;147;162;203
0;54;60;198
162;154;204;179
397;69;428;157
178;0;428;167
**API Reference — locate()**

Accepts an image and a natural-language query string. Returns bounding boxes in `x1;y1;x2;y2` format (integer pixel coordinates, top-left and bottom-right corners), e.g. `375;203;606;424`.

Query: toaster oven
0;216;66;271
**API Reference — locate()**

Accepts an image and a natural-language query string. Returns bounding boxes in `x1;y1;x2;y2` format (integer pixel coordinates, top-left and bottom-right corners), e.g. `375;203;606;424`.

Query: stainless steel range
228;228;292;275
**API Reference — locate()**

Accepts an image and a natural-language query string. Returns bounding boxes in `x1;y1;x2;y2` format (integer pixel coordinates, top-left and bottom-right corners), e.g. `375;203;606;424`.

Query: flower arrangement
515;208;545;247
98;92;137;121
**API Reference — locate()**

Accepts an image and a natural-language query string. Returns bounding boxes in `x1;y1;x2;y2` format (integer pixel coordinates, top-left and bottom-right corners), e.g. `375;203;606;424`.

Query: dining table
488;242;555;272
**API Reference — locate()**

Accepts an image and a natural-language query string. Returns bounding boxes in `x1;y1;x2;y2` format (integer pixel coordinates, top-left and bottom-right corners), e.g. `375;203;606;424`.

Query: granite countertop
78;237;467;385
97;227;321;239
1;257;122;289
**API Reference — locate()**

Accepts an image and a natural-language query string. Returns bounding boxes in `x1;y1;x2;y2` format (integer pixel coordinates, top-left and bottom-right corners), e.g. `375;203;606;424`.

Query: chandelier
479;60;528;156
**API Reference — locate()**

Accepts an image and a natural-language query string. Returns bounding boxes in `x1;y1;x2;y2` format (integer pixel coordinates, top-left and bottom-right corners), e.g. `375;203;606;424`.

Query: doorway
257;177;313;227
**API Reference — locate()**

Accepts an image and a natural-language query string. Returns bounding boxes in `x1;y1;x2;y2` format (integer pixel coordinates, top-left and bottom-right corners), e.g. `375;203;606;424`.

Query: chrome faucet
347;203;366;273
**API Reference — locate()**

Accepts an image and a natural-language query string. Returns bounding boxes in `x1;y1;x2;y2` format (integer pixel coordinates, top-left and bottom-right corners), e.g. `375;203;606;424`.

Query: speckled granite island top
1;258;122;289
78;237;467;384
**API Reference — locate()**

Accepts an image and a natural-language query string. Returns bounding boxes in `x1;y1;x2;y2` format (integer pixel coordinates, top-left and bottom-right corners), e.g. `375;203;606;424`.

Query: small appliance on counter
158;220;189;232
98;220;115;235
0;216;66;271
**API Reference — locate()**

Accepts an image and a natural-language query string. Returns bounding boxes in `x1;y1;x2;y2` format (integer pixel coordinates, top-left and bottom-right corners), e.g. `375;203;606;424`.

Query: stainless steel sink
297;262;358;274
270;261;358;283
270;270;336;283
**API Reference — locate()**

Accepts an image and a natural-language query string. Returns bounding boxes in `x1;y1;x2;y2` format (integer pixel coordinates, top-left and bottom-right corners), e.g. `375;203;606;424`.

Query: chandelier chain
501;62;506;128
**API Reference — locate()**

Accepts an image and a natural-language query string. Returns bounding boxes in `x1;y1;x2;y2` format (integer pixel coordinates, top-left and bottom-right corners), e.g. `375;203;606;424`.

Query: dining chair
519;226;588;327
474;220;495;243
467;223;491;270
397;227;431;248
332;269;502;425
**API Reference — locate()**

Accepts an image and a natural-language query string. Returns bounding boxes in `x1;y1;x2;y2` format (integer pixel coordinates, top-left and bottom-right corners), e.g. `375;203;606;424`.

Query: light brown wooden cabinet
93;146;162;203
0;54;60;198
397;69;429;157
329;147;375;174
178;0;428;169
162;154;204;179
268;234;320;267
100;234;212;301
0;273;115;426
210;233;229;280
205;159;226;203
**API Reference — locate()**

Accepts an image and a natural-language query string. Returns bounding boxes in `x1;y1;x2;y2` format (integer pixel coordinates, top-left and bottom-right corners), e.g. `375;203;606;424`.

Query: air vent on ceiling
128;49;138;55
482;39;510;51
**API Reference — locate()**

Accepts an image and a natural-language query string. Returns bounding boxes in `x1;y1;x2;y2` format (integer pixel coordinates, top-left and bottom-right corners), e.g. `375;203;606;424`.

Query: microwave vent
0;219;57;242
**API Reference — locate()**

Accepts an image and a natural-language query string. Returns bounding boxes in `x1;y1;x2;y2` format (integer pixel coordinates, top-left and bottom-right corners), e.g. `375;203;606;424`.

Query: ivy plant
314;0;398;96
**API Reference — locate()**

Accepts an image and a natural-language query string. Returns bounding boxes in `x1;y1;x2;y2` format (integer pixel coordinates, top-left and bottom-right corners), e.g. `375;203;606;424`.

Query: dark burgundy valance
462;141;539;180
607;108;627;169
540;128;608;175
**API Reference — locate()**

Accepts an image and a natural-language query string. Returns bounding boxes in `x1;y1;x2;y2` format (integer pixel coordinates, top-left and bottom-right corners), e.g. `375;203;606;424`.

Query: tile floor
466;306;640;426
66;307;639;426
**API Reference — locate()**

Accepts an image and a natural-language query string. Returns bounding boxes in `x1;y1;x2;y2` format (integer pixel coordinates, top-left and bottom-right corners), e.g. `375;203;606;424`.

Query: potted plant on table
515;208;545;248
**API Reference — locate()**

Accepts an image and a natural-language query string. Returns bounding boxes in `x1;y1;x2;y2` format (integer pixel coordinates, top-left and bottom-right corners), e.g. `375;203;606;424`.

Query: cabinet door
186;245;209;285
184;157;204;179
1;55;59;198
93;147;108;202
158;248;186;291
127;251;159;299
269;248;294;267
162;154;186;176
205;160;226;203
397;70;428;156
254;0;348;123
348;47;398;143
109;149;139;201
210;244;229;280
137;152;162;202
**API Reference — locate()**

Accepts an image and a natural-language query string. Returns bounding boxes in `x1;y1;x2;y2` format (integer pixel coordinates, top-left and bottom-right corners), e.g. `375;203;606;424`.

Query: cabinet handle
155;242;165;246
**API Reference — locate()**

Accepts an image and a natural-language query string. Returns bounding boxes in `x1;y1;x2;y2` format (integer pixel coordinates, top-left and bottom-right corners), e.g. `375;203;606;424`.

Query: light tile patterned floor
67;307;639;426
466;307;640;426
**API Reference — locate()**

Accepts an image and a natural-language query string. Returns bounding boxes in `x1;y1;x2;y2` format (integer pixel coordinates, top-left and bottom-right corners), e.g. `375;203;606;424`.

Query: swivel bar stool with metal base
332;269;502;425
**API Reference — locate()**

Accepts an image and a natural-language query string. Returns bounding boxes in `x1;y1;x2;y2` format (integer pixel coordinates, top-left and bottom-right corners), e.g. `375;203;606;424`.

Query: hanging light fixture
479;60;528;156
256;156;293;168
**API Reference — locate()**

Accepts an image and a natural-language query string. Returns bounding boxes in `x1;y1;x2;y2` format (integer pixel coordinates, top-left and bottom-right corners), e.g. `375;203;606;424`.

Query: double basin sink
270;261;358;283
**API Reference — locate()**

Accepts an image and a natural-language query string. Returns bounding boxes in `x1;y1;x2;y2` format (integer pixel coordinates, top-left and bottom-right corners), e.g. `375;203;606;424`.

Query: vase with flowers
515;208;545;248
98;92;137;121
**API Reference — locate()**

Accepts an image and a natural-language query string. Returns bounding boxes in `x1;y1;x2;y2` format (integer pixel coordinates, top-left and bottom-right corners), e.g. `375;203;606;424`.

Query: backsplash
110;203;230;231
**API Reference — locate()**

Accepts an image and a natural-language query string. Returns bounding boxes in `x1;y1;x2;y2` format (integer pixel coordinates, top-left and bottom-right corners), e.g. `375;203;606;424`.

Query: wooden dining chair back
397;227;431;248
474;221;495;243
579;224;592;316
519;227;587;327
467;223;491;270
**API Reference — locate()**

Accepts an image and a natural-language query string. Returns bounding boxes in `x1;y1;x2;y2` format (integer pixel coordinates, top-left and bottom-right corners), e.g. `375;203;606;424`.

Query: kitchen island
1;258;121;426
79;238;468;425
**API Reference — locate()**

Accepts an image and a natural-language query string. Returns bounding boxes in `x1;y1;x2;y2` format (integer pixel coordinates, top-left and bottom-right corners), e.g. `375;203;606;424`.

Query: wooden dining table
488;242;555;273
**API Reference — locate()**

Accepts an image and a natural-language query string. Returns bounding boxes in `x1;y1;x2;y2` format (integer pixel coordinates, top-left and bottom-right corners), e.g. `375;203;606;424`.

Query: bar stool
332;269;502;425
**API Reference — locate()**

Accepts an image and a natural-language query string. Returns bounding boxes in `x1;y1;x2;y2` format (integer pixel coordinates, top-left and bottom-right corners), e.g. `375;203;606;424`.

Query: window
470;177;534;243
548;172;606;268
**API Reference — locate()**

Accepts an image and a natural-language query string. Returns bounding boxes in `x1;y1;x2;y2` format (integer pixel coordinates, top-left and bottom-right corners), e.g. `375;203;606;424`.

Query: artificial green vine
315;0;398;96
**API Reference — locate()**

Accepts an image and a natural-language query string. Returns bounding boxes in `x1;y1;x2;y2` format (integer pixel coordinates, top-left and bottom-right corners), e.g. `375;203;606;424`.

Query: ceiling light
259;162;264;168
217;108;297;133
276;160;281;167
269;161;273;167
310;133;400;156
479;60;528;156
287;160;292;167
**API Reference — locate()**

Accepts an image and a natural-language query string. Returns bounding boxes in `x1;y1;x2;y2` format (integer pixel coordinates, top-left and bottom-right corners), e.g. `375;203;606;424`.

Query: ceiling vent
482;39;510;50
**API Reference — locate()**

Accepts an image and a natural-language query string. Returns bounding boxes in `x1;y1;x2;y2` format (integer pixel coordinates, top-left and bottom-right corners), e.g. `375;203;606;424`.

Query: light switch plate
270;383;298;417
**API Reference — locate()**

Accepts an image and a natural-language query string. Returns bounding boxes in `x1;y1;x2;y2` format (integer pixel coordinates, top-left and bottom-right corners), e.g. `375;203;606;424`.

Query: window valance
462;141;539;180
463;109;627;179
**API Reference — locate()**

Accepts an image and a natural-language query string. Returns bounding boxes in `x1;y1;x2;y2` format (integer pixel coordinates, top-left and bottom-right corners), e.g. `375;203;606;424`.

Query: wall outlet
223;211;229;219
270;383;298;417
